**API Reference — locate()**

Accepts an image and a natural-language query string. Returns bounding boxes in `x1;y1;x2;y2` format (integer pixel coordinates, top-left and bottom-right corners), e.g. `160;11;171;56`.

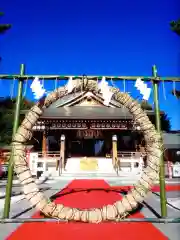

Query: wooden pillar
60;134;66;173
42;131;48;157
112;135;118;168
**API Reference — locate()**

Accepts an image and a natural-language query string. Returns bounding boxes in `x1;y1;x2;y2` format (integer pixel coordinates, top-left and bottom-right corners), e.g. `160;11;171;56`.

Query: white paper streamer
30;77;46;100
66;77;74;93
135;78;151;101
98;76;113;106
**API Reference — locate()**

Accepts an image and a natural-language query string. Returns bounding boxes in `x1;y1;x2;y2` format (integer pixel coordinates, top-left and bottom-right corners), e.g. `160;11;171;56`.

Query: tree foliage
170;19;180;98
171;89;180;98
170;19;180;36
0;12;11;34
0;97;34;145
140;100;171;132
0;12;11;62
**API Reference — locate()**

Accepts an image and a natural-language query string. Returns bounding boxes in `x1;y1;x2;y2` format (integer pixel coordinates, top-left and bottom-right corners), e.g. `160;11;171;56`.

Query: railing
114;156;119;175
38;151;60;158
28;151;64;178
114;152;144;176
117;151;146;157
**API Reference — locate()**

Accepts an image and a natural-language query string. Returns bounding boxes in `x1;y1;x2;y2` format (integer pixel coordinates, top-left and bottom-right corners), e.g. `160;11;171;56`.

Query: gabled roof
20;89;155;120
49;91;123;108
41;106;133;119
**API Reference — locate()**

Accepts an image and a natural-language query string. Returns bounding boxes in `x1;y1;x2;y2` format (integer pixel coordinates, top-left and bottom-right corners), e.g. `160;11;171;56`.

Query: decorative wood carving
90;121;133;130
33;119;134;130
50;121;87;129
77;129;103;139
75;97;103;106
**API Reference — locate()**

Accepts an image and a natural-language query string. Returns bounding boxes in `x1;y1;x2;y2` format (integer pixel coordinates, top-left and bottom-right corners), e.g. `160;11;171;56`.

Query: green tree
0;12;11;62
0;12;11;34
170;19;180;98
0;97;34;145
140;100;171;131
170;19;180;36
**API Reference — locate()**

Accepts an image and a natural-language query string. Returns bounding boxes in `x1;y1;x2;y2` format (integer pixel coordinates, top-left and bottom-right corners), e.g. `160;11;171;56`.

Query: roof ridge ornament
98;76;114;106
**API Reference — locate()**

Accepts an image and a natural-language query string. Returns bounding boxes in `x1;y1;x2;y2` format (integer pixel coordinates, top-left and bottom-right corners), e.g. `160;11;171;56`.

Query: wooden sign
77;130;102;139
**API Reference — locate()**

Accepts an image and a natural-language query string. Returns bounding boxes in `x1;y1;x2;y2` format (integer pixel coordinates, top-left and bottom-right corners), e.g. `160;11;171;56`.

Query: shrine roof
49;91;123;108
50;92;83;108
40;106;155;120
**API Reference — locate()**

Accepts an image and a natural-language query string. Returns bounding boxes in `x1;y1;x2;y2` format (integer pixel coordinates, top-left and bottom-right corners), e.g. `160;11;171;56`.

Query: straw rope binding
12;79;163;223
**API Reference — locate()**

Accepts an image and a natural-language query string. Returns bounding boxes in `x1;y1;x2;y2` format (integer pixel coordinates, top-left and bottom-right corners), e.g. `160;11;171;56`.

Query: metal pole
152;65;167;217
3;64;25;218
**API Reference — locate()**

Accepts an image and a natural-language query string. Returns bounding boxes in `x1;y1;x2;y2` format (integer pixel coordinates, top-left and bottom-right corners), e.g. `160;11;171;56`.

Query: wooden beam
42;132;47;157
0;74;180;82
112;135;118;168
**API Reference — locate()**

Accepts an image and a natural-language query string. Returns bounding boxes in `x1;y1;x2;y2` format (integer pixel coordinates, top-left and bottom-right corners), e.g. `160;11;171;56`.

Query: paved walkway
0;178;179;239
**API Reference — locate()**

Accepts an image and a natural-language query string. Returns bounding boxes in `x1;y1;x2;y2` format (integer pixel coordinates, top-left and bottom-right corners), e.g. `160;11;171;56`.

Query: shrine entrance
69;129;104;157
82;139;95;157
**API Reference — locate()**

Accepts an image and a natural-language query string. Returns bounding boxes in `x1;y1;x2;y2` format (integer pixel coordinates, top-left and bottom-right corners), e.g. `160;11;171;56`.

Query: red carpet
7;180;168;240
111;184;180;192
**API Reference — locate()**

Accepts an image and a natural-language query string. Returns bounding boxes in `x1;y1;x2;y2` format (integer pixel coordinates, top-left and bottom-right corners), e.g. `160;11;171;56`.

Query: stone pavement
0;179;69;240
0;178;179;240
142;193;180;240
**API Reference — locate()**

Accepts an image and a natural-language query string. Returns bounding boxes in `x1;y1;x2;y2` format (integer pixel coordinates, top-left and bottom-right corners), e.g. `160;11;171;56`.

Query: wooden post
112;135;118;168
42;131;48;157
3;64;25;218
60;134;65;175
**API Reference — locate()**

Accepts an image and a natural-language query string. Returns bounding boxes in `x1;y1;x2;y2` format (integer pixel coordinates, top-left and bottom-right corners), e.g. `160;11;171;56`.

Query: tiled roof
41;106;154;119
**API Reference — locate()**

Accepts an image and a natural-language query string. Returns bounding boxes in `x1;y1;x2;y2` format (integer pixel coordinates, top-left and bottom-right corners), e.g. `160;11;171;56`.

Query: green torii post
152;65;167;217
3;64;25;218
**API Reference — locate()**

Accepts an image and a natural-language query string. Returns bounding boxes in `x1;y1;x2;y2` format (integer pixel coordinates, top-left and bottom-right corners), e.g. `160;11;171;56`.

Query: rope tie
173;81;177;97
23;78;28;98
162;78;166;100
54;78;58;90
10;78;16;100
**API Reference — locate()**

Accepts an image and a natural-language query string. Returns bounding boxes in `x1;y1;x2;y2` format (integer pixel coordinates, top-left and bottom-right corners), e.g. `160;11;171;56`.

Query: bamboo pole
152;65;167;217
3;64;25;218
0;74;180;82
0;217;180;223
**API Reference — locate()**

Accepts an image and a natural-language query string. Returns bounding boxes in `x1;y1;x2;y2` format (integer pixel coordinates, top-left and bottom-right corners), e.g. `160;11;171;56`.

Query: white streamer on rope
123;79;126;92
66;76;74;93
162;79;166;100
54;78;58;90
98;76;113;106
135;78;151;100
10;78;16;100
23;78;28;98
173;81;177;97
30;77;46;100
42;78;44;88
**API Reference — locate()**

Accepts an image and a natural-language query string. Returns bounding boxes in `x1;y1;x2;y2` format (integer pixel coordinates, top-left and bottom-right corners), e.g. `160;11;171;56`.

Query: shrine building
22;88;159;176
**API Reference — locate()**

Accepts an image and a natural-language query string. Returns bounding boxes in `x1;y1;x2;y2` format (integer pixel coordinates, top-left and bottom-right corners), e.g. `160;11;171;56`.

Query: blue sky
0;0;180;129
